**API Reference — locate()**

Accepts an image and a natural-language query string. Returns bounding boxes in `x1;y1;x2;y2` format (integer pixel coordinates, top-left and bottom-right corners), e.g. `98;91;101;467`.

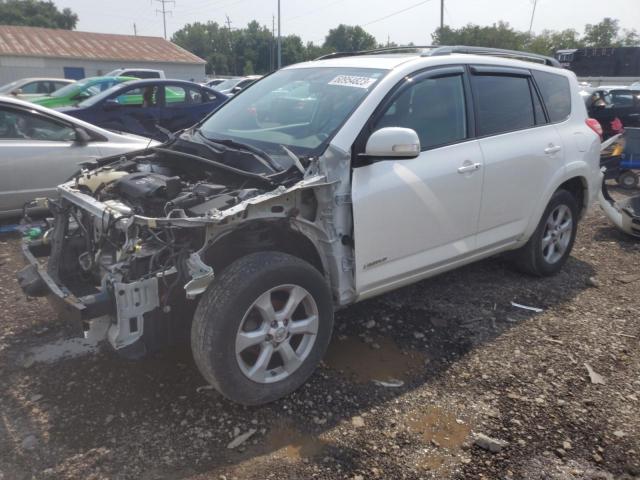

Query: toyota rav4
18;47;602;405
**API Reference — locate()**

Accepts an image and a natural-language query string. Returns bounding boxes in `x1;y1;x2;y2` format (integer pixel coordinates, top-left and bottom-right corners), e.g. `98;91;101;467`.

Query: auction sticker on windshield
328;75;378;89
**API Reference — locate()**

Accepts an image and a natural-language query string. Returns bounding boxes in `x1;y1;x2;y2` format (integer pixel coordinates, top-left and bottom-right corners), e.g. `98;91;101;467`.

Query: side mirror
364;127;421;158
231;86;243;94
104;99;120;110
74;127;92;144
12;88;23;96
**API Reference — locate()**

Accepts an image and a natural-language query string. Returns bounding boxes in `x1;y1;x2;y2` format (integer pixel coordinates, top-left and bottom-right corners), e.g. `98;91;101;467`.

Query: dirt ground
1;188;639;480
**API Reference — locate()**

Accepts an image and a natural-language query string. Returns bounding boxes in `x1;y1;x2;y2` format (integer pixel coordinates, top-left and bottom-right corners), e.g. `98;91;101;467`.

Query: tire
191;251;334;406
617;171;639;190
513;189;579;277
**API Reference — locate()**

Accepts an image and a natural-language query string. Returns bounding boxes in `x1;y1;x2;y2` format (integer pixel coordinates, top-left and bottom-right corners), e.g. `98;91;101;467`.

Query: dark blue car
59;79;228;141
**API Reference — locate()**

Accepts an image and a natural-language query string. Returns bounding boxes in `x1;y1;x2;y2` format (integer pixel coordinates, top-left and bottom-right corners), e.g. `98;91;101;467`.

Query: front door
0;106;101;215
351;68;484;297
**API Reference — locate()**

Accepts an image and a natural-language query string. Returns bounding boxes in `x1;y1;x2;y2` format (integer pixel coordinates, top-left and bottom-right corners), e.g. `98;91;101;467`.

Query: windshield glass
0;80;21;93
51;79;91;97
77;82;134;107
199;67;387;157
214;78;243;91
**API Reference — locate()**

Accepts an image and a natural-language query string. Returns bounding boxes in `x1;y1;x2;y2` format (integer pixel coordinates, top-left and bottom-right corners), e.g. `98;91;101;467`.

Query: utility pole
226;15;234;75
133;23;137;36
271;15;275;71
155;0;174;40
440;0;444;30
528;0;538;35
277;0;282;69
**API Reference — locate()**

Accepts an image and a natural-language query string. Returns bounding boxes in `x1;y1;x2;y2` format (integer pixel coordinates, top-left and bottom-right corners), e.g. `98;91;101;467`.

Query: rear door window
471;74;535;136
610;90;634;107
165;85;203;107
531;70;571;122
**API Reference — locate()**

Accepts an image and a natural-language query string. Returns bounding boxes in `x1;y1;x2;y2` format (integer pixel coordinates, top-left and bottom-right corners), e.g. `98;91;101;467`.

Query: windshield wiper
195;129;282;172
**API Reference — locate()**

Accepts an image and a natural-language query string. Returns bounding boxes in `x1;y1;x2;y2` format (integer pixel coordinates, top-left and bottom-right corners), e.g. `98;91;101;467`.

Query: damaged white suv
18;47;601;405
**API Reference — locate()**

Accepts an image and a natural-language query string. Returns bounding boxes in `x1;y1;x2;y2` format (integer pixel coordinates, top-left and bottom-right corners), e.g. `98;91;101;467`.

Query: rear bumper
17;239;112;325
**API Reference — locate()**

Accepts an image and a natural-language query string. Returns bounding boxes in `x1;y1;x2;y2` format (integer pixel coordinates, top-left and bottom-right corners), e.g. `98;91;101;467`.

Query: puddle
324;336;425;383
405;406;471;449
22;317;109;365
263;425;326;460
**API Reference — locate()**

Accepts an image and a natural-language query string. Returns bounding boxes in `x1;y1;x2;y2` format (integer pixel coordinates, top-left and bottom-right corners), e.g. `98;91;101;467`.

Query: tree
527;29;584;56
0;0;78;29
323;24;377;52
583;17;620;47
432;21;529;50
620;29;640;47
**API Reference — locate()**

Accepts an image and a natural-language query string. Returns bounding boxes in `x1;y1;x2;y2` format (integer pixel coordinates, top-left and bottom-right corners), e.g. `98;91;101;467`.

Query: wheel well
203;221;325;276
558;177;587;217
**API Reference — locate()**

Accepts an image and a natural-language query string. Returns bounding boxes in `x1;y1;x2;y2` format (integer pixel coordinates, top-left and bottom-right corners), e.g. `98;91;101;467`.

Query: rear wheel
191;251;333;405
618;170;639;190
513;189;578;276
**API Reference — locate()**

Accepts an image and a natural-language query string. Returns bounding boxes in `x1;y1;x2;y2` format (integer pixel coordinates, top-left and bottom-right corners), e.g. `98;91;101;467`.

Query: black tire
513;189;579;277
191;251;334;406
617;170;639;190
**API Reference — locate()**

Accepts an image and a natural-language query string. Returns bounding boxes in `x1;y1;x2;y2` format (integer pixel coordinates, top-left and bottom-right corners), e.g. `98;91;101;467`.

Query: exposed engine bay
19;139;355;358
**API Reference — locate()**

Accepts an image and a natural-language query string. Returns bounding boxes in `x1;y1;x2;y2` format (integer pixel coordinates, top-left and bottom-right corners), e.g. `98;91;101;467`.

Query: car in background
215;75;262;96
203;78;227;88
105;68;165;79
0;96;157;218
0;78;75;100
59;79;228;141
30;76;137;109
583;86;640;139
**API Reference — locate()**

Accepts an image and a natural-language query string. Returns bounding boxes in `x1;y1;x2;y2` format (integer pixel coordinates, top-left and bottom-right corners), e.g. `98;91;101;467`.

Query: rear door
0;106;101;214
470;66;565;249
352;67;485;296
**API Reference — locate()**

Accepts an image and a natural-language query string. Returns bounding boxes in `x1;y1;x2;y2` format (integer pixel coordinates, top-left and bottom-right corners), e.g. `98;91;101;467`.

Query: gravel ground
1;188;639;480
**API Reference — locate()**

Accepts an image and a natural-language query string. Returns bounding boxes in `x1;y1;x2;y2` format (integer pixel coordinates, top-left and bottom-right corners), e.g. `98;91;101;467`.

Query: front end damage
17;144;356;358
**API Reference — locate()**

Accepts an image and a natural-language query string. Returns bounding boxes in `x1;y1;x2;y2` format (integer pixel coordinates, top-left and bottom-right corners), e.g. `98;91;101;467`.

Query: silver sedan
0;96;158;218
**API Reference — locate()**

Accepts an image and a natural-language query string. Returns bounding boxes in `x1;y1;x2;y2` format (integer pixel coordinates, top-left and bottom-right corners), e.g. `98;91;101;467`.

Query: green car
30;76;137;108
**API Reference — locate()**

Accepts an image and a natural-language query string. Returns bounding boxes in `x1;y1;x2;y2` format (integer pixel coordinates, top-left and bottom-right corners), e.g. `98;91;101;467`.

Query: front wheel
513;189;579;276
191;251;334;405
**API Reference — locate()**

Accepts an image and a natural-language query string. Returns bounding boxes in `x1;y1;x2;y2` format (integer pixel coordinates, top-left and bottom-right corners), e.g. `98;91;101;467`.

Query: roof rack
426;45;561;67
315;44;561;67
315;45;436;60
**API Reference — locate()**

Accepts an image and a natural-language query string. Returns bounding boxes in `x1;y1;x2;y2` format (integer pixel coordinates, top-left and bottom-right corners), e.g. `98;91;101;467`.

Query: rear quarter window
532;70;571;123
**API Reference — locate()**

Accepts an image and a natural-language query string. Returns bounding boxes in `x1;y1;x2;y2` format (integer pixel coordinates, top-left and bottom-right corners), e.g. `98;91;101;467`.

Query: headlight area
39;197;212;358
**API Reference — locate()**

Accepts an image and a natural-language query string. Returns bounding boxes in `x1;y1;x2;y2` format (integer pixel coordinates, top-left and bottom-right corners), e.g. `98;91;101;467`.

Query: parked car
203;78;226;88
215;75;261;96
0;78;75;99
58;79;228;141
105;68;165;79
18;47;601;405
0;96;156;218
30;76;137;109
584;86;640;138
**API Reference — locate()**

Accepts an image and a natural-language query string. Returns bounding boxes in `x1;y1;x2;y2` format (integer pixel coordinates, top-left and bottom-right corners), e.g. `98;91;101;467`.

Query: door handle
457;162;481;174
544;145;562;155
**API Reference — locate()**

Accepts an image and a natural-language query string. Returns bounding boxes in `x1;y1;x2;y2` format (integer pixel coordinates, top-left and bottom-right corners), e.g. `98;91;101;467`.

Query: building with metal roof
0;25;206;84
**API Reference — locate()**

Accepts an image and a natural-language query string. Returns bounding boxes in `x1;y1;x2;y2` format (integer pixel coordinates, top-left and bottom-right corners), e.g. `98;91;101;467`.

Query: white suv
19;47;601;405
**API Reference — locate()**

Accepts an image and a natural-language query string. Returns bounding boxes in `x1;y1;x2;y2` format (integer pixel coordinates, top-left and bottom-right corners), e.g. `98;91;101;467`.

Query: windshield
214;78;243;91
77;82;133;107
50;79;91;97
0;80;21;93
199;67;387;157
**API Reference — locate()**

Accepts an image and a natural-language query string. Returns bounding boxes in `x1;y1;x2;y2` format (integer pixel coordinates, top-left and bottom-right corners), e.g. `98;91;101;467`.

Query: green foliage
323;24;377;52
0;0;78;29
432;17;639;55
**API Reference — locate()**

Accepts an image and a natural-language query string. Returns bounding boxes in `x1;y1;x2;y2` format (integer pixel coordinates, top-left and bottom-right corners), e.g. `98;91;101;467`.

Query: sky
53;0;640;45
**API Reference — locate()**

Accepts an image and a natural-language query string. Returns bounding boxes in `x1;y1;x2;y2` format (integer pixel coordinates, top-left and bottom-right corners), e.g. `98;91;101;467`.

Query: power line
363;0;433;27
155;0;175;39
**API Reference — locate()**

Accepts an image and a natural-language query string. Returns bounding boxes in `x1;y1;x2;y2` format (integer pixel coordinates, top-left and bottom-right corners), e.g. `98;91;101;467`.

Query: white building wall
0;56;205;85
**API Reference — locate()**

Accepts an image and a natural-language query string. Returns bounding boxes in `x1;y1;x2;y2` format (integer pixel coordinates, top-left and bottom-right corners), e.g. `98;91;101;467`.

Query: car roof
9;77;74;84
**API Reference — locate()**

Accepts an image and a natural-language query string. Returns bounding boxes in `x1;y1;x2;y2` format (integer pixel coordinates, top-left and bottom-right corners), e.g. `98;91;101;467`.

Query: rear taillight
586;118;603;140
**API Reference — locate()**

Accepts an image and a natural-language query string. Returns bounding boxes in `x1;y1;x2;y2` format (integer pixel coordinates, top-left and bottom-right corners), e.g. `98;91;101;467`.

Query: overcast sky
54;0;640;45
